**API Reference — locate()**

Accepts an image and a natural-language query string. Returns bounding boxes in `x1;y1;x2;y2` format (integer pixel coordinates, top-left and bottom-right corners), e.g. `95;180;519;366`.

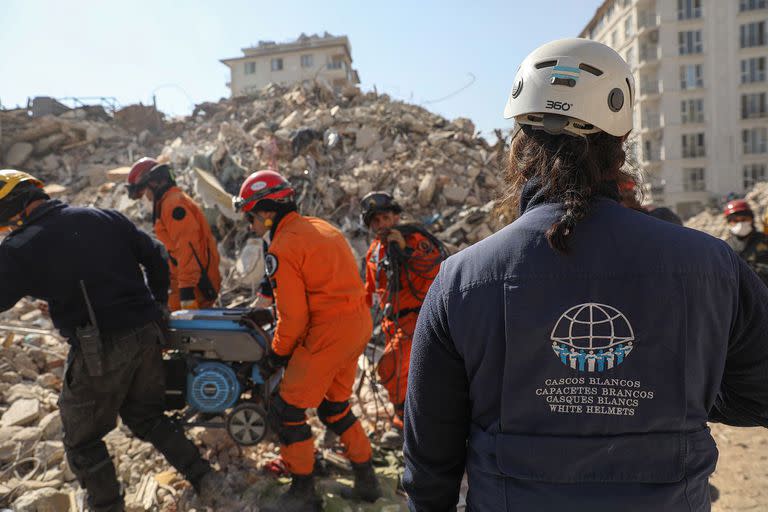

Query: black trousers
59;321;209;510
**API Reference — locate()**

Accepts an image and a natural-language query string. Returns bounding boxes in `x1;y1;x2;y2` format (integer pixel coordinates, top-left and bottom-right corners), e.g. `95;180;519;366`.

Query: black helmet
360;191;402;227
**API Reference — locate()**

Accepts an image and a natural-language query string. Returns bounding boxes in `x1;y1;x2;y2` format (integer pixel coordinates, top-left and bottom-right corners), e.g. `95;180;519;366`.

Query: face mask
729;221;753;237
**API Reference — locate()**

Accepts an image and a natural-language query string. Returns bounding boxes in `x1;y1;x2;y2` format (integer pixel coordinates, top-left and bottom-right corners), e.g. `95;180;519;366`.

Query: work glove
386;229;407;250
264;350;291;374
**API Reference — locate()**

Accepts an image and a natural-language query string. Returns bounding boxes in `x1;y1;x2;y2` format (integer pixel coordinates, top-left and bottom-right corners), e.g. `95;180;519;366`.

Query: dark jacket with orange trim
153;186;221;305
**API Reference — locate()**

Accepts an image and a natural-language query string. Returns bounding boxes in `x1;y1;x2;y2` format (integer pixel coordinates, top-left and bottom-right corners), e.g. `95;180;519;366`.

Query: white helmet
503;38;634;137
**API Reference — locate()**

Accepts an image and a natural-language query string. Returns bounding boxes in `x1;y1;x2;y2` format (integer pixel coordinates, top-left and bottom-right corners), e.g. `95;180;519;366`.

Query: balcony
637;11;659;33
639;80;661;99
643;147;662;162
641;112;661;130
640;45;660;62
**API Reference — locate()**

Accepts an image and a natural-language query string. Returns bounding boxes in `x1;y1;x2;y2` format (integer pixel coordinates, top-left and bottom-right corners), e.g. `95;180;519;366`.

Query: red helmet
127;157;174;199
234;170;295;213
127;157;158;199
724;199;753;219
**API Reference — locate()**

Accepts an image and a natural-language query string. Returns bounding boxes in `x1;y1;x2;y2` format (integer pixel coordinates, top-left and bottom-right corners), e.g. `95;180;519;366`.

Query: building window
327;56;345;70
744;163;767;190
678;0;702;19
680;64;704;89
742;92;767;118
678;30;703;54
741;57;767;83
683;168;706;191
244;62;256;75
681;98;705;123
300;54;314;68
271;58;283;71
625;15;633;38
682;133;706;158
743;127;768;154
740;22;766;48
611;30;618;48
740;0;767;11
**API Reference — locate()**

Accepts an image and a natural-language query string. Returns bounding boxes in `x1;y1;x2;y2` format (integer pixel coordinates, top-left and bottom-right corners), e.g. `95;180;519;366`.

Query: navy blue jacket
0;201;169;338
403;193;768;512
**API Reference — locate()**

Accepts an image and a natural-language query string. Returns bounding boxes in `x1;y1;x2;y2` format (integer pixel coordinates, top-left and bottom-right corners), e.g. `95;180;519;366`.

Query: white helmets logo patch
265;253;279;277
550;303;635;373
251;181;268;192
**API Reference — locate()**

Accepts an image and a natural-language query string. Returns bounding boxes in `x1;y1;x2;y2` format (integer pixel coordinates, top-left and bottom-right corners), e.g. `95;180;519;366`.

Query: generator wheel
226;403;268;446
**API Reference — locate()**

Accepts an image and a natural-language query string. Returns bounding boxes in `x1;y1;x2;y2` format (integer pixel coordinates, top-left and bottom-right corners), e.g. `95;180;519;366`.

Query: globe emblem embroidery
551;303;635;372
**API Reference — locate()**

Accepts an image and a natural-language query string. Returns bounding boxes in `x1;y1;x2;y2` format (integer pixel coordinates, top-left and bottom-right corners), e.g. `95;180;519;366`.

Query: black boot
263;474;322;512
341;460;382;502
68;450;124;512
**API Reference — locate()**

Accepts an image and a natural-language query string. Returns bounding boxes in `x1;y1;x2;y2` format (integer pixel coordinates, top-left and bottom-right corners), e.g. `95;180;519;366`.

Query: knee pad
317;399;357;436
269;394;312;445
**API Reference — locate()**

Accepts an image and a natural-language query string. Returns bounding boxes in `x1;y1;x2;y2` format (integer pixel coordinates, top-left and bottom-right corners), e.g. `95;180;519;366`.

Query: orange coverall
154;186;221;311
268;211;373;476
365;227;442;427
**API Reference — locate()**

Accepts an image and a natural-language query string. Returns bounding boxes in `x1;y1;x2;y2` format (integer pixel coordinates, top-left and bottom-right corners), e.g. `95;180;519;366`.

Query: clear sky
0;0;603;137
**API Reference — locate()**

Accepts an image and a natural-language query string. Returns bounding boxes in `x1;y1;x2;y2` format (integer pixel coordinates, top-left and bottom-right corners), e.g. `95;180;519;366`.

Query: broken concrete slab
1;398;41;427
12;486;70;512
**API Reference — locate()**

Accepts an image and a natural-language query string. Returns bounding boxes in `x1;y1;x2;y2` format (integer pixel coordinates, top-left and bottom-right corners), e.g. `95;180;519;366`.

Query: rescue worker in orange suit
361;191;446;447
127;158;221;311
234;170;381;511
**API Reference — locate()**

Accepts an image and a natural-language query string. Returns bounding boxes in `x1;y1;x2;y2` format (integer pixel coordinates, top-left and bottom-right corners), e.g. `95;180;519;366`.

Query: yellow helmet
0;170;44;201
0;170;45;229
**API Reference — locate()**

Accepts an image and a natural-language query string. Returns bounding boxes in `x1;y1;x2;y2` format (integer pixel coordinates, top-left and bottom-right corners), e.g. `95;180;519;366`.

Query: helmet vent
625;78;634;105
535;60;558;69
579;63;603;76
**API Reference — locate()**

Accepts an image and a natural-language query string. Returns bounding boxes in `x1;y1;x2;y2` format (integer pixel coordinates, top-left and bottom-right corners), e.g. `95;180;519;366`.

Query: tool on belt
75;280;105;377
189;242;217;302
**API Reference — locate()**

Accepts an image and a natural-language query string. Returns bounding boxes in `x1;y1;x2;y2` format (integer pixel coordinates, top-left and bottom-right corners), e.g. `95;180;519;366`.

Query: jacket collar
272;210;300;239
519;176;621;216
152;185;179;223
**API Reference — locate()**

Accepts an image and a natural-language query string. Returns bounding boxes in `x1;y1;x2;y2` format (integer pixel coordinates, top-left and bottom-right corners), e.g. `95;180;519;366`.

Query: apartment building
221;32;361;97
581;0;768;217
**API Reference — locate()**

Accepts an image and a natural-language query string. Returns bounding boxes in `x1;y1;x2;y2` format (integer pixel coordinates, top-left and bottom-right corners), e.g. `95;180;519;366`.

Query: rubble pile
685;182;768;238
2;82;507;248
0;104;167;194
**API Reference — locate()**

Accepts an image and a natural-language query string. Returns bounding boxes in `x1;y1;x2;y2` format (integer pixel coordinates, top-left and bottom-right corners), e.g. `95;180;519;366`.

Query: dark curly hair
497;126;636;254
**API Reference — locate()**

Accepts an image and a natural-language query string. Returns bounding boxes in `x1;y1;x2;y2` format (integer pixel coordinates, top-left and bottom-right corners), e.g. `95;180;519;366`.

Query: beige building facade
221;33;361;97
582;0;768;217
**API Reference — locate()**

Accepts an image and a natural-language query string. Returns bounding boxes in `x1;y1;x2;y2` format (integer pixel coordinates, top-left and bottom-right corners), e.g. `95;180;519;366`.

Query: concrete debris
12;486;70;512
1;398;41;427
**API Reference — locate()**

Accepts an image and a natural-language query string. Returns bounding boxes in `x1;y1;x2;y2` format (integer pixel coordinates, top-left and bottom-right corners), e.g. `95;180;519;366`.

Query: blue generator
163;307;280;446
